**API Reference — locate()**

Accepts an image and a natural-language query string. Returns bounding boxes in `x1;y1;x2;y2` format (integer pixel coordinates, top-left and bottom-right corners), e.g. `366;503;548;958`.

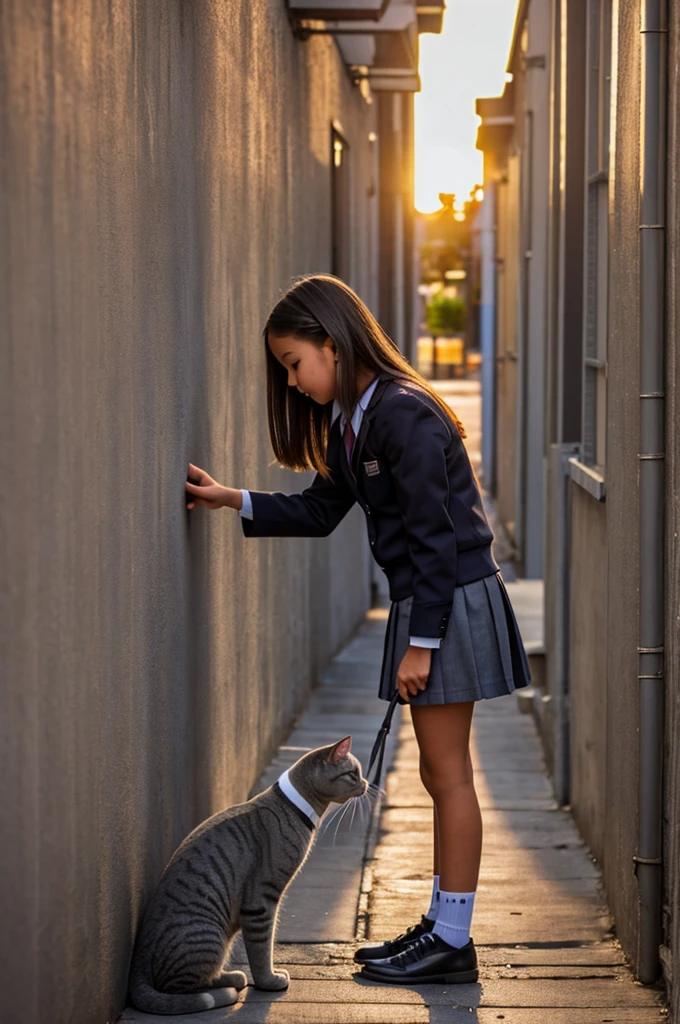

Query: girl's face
268;334;338;405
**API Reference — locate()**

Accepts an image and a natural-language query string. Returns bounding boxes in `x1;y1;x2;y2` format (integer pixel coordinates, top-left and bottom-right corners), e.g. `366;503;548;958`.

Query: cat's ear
328;736;352;763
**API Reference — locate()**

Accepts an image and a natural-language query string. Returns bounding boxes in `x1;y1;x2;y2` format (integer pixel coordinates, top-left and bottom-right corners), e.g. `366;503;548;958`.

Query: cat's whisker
348;795;359;832
363;789;380;814
320;787;374;840
319;802;345;836
367;781;386;802
332;799;354;845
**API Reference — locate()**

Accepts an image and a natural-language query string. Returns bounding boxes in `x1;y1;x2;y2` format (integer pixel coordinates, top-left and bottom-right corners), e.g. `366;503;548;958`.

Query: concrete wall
600;0;642;962
568;486;607;862
482;0;679;992
515;0;550;579
483;0;549;578
566;0;642;964
0;3;376;1021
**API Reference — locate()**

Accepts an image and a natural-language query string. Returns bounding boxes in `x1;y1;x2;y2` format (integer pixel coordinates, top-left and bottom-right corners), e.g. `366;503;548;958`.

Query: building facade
0;2;441;1020
476;0;679;1010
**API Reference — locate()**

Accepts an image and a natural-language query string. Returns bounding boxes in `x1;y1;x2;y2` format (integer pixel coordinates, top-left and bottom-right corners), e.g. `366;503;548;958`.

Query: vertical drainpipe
518;109;534;573
636;0;667;986
480;177;497;493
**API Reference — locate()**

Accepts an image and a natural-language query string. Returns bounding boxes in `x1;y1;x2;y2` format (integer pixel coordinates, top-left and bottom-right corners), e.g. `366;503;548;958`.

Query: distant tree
425;294;466;335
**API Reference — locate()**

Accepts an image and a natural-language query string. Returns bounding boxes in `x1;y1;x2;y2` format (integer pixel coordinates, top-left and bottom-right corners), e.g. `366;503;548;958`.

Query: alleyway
121;381;666;1024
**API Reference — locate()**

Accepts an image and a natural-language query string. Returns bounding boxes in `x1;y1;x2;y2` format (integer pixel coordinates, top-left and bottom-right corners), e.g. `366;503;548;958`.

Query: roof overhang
287;0;390;20
353;68;421;91
289;0;443;90
475;91;515;154
416;1;445;34
505;0;529;72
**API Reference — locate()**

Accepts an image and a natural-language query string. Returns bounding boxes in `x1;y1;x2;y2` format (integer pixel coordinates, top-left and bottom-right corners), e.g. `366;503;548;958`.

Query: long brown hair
264;274;466;475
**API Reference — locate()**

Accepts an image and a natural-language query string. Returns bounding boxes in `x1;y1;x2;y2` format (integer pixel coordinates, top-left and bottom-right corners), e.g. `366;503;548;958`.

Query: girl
185;274;531;985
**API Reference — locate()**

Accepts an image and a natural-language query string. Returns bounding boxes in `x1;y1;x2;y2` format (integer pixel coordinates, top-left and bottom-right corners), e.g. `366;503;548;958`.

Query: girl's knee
421;757;475;800
419;758;435;796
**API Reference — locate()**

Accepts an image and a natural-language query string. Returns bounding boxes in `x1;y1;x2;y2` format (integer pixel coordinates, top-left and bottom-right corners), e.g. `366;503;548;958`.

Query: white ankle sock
426;874;441;920
432;890;475;948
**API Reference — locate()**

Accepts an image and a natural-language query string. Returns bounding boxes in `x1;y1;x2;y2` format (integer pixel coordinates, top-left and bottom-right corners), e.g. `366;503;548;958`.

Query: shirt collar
331;375;380;430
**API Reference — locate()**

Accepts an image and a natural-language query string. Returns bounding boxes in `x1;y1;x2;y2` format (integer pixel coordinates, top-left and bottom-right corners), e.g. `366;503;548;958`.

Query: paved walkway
121;381;666;1024
122;597;665;1024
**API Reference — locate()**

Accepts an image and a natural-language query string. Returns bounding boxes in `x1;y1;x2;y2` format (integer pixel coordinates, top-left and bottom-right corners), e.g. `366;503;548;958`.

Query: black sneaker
353;915;436;964
359;931;478;984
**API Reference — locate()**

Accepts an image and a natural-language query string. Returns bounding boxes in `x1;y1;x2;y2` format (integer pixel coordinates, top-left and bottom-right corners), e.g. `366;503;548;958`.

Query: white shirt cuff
409;636;441;649
239;489;254;519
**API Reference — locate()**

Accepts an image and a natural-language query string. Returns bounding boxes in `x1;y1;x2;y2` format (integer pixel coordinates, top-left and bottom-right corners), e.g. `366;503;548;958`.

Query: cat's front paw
254;969;290;991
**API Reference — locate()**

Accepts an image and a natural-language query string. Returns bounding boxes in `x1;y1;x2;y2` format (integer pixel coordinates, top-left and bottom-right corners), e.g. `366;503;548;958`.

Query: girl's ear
328;736;352;762
323;336;338;359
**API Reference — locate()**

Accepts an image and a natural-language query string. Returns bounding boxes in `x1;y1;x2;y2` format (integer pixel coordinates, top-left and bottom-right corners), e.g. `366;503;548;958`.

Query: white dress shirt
240;376;440;649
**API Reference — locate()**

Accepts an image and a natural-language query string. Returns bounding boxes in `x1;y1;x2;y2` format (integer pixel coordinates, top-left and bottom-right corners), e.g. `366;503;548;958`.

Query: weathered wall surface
600;0;642;964
563;0;645;972
517;0;550;579
0;3;375;1021
568;486;607;862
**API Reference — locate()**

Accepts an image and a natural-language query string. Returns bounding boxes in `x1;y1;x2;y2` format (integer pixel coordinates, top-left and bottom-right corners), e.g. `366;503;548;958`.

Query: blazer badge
364;460;381;477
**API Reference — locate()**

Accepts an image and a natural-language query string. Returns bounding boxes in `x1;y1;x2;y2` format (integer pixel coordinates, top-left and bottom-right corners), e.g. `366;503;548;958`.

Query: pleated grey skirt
378;571;532;705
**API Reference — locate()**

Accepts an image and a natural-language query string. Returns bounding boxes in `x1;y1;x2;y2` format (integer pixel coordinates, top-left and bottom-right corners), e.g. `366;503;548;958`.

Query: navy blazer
242;375;499;639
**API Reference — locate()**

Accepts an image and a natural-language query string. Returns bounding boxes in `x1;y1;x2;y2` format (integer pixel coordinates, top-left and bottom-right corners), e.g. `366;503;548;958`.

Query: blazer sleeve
377;392;458;639
240;425;356;539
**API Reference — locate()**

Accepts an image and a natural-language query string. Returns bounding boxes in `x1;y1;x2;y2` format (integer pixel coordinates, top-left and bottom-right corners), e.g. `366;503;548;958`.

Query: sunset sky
415;0;518;213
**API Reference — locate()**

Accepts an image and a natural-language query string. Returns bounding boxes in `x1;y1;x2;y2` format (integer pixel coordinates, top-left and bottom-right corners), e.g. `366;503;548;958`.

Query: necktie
343;418;356;466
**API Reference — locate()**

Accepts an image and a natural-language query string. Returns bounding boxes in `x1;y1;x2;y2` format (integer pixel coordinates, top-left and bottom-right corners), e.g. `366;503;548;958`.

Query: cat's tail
129;972;239;1015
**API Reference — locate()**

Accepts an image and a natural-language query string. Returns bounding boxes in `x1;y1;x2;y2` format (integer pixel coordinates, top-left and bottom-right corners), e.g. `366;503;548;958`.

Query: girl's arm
241;465;355;538
186;427;356;537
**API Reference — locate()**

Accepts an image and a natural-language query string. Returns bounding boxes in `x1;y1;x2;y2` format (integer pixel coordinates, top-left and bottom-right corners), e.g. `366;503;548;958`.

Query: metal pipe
517;108;534;574
479;178;497;491
636;0;667;986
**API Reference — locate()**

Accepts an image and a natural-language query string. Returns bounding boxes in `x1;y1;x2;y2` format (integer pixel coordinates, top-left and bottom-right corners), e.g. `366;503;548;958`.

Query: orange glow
414;1;516;214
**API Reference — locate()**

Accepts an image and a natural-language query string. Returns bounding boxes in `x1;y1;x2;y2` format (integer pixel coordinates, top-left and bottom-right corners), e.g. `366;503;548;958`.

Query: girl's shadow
353;970;482;1021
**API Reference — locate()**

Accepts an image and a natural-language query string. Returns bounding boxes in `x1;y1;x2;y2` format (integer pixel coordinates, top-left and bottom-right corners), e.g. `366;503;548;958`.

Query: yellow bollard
434;336;465;378
417;335;434;375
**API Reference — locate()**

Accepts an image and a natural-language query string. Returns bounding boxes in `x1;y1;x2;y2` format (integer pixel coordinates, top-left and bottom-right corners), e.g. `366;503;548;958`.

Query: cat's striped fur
128;735;365;1014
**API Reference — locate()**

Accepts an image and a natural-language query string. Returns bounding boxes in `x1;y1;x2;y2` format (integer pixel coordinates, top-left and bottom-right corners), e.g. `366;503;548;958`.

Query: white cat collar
277;769;320;827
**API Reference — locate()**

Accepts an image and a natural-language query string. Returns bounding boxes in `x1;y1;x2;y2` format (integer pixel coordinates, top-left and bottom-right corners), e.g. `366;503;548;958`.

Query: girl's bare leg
412;702;482;893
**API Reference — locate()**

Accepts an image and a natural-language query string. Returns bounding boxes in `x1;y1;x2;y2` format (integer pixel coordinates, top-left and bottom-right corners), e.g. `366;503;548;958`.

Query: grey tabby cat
128;734;366;1014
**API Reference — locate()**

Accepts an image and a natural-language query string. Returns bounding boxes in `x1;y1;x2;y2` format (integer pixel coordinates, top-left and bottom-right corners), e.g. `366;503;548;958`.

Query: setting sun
415;0;517;213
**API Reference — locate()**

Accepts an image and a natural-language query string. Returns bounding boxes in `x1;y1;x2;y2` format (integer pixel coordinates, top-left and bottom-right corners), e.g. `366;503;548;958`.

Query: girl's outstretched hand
397;646;433;702
186;463;242;511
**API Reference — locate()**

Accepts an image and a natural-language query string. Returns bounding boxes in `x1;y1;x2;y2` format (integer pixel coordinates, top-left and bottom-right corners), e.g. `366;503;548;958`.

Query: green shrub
425;294;466;334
